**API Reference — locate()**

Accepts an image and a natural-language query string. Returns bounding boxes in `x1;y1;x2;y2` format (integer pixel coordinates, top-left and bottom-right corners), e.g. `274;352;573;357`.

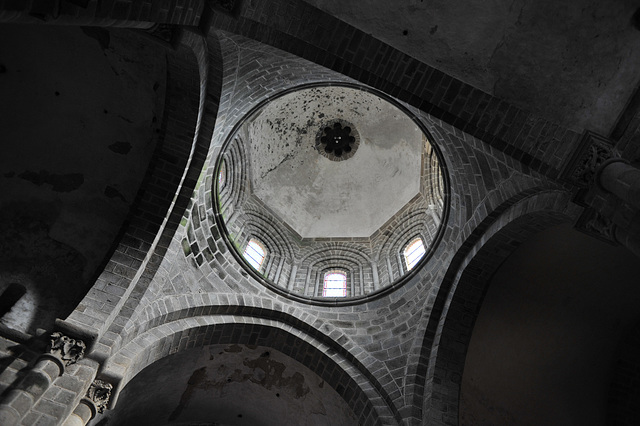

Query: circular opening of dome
315;119;360;161
215;84;447;303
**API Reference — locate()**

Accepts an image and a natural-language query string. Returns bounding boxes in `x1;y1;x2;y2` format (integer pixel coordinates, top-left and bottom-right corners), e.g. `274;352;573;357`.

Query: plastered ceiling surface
304;0;640;134
0;25;165;332
96;344;358;426
461;224;640;425
249;86;423;238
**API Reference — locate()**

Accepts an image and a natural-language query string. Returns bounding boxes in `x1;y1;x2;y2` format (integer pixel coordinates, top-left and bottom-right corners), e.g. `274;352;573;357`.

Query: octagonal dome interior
248;86;423;238
217;85;445;300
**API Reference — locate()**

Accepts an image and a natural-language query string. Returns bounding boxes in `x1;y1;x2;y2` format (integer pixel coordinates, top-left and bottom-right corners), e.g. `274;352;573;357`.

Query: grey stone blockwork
89;31;572;424
14;28;581;426
217;123;445;299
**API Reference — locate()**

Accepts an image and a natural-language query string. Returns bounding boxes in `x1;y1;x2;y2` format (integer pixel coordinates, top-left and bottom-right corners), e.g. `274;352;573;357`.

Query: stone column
598;160;640;211
371;261;380;291
287;264;298;291
0;332;85;426
274;256;285;285
63;380;112;426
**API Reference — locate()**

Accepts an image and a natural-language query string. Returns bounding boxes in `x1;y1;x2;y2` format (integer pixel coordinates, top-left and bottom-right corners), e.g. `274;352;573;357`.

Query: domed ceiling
216;84;445;299
247;86;424;238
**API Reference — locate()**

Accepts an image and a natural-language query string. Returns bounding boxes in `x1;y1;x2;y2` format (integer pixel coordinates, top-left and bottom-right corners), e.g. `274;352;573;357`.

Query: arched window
404;237;426;271
323;271;347;297
243;238;266;271
218;161;226;189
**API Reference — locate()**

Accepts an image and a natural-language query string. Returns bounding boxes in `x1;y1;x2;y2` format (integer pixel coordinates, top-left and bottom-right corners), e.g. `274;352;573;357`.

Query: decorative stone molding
84;379;113;414
562;131;617;188
47;332;86;366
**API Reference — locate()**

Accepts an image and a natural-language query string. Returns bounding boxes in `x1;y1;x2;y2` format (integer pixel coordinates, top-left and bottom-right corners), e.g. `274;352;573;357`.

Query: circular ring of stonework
213;82;450;306
315;119;360;161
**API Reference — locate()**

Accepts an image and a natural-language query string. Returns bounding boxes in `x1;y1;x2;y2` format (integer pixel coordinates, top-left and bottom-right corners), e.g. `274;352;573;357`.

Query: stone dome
215;84;446;301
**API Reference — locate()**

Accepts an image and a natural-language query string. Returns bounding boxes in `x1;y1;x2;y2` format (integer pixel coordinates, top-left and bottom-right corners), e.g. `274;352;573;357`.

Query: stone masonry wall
87;32;573;426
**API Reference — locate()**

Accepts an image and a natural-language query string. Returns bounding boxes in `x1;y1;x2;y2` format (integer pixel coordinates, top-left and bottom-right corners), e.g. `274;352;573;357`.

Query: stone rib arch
61;32;227;360
60;31;219;344
108;292;404;416
102;315;401;425
219;135;250;216
412;189;576;425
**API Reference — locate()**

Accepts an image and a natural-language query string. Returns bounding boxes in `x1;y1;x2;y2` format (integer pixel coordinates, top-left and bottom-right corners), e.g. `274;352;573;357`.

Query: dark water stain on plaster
18;170;83;192
243;356;309;398
224;344;243;353
168;366;207;421
104;186;127;203
108;141;132;154
168;345;311;422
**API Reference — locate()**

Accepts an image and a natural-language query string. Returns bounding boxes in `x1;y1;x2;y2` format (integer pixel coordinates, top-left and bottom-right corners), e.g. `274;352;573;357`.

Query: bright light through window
323;271;347;297
404;238;426;271
243;239;266;271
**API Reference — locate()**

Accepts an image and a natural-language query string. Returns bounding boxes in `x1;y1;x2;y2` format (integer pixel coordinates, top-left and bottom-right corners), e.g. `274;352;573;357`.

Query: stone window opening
243;238;267;272
323;270;347;297
404;237;426;271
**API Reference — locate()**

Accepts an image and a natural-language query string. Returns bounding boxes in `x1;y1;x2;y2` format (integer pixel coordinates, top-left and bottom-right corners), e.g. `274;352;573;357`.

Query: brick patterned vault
1;2;640;426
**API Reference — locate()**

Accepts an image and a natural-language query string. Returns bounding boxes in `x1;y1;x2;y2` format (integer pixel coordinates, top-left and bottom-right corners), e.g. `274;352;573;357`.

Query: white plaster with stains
248;87;423;238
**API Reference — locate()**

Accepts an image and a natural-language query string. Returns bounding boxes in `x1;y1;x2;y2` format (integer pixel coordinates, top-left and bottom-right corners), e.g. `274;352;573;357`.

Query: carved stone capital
85;379;112;414
48;332;86;366
562;131;618;188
